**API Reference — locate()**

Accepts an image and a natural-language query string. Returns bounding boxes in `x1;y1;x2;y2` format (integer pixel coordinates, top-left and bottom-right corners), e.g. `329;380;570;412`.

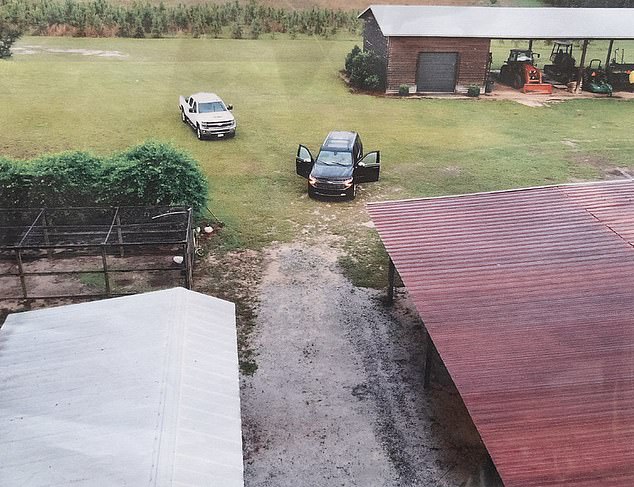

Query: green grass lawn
2;36;634;284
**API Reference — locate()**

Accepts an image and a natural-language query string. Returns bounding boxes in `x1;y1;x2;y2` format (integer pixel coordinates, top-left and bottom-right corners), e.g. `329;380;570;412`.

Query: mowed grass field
2;36;634;282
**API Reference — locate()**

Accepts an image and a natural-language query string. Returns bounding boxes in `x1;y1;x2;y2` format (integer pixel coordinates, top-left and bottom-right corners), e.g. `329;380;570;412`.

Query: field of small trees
0;0;359;39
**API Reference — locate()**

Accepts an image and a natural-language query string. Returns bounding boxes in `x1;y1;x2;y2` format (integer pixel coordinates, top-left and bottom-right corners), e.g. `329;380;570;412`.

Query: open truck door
296;145;314;179
354;151;380;183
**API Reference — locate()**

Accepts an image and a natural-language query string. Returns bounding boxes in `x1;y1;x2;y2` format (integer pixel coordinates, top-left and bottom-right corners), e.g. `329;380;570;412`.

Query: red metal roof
367;180;634;487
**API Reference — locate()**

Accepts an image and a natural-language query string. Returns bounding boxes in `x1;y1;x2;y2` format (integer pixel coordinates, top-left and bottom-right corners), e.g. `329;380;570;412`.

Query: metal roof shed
359;6;634;93
0;287;243;487
367;180;634;487
360;6;634;39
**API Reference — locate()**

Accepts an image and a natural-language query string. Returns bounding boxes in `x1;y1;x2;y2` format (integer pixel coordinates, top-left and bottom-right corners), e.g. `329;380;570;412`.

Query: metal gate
416;52;458;93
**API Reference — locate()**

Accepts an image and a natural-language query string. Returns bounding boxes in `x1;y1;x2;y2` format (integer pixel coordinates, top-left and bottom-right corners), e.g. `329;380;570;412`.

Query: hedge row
0;141;209;214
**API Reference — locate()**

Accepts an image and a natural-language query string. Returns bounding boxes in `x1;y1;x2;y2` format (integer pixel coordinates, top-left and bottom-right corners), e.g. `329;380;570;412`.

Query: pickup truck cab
179;92;236;140
296;131;380;200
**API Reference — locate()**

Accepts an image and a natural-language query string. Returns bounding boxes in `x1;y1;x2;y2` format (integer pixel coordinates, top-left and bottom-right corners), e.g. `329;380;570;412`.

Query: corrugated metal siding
367;180;634;487
0;288;243;487
360;6;634;40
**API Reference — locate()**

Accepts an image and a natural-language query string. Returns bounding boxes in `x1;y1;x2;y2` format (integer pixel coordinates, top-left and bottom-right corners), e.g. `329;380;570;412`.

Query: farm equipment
499;49;553;94
607;48;634;91
543;41;577;84
583;59;613;95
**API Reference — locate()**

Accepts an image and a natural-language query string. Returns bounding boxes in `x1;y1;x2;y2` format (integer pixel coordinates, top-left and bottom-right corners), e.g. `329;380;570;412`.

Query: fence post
101;246;111;297
15;249;27;299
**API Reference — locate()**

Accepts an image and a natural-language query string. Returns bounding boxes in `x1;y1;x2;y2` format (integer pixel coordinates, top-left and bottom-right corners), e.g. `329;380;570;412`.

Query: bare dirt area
240;241;499;487
482;81;634;107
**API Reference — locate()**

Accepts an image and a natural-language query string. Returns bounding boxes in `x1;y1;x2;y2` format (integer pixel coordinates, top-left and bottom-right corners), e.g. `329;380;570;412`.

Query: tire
307;184;316;199
346;184;357;201
196;125;203;140
181;109;186;123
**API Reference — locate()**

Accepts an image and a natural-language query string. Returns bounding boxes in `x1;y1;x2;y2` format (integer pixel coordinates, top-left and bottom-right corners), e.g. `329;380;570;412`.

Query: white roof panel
360;6;634;39
0;287;243;487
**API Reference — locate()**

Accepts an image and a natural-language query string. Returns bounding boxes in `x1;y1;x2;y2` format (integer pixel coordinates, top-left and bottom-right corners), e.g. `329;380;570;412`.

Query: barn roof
0;288;243;487
360;5;634;39
367;180;634;487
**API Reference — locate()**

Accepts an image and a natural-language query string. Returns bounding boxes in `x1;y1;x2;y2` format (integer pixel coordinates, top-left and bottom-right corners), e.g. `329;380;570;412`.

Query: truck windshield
316;150;353;166
199;102;226;113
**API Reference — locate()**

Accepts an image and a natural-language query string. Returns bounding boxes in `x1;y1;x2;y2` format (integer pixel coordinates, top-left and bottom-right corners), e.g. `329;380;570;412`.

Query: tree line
544;1;634;6
0;0;359;39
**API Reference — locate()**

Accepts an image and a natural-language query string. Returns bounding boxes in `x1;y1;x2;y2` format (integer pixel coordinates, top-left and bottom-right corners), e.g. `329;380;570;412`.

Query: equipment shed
0;287;243;487
367;180;634;487
359;5;634;94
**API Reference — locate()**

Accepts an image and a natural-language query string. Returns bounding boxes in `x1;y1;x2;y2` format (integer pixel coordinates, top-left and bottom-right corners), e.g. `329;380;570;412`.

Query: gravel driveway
241;241;496;486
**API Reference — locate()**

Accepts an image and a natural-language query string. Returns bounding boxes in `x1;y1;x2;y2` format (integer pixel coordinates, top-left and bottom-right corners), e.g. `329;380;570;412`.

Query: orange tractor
499;49;552;94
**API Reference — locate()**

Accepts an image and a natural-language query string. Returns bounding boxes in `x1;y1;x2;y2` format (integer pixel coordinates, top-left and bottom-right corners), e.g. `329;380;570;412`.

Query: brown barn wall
362;13;388;61
386;37;491;93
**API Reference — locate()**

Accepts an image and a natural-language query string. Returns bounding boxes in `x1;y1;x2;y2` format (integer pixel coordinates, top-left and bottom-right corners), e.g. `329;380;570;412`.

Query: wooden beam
576;39;589;93
387;257;395;305
606;39;614;68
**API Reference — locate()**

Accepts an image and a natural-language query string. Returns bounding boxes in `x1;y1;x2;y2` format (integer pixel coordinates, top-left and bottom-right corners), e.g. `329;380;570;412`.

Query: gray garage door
416;52;458;93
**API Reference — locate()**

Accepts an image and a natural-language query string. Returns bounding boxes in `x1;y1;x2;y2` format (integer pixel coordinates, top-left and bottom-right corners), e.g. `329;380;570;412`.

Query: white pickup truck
179;92;236;140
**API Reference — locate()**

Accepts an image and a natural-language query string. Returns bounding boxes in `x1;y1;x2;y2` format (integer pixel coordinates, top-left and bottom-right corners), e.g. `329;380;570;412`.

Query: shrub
0;141;209;215
344;46;386;92
344;44;361;74
467;85;481;97
0;18;22;59
105;141;209;214
398;84;410;96
28;151;103;207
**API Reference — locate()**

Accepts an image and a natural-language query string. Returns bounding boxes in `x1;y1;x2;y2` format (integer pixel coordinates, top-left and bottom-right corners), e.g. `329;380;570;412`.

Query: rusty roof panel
367;180;634;487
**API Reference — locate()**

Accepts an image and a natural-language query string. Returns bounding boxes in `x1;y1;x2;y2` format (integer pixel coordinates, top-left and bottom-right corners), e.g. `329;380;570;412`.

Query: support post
528;39;533;51
184;242;193;290
606;39;614;69
387;257;395;305
576;39;589;93
423;330;434;389
42;209;53;258
15;249;27;299
115;213;124;257
101;246;111;297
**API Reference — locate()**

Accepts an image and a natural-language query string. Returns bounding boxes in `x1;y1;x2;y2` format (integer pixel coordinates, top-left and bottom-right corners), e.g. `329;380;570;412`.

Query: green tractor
583;59;613;95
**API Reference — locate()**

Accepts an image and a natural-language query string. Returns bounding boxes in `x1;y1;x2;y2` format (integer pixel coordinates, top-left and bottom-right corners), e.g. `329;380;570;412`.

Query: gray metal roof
360;5;634;39
0;288;243;487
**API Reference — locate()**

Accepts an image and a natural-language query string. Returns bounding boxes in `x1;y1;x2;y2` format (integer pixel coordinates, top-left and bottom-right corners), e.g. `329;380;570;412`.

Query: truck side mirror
227;104;233;111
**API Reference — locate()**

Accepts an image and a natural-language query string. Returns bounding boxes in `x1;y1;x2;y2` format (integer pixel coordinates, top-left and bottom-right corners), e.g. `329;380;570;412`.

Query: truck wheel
196;125;203;140
347;184;357;201
181;109;186;123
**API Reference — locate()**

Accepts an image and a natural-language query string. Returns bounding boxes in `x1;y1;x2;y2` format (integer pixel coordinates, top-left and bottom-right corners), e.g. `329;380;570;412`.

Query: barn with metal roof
0;287;244;487
359;5;634;94
367;180;634;486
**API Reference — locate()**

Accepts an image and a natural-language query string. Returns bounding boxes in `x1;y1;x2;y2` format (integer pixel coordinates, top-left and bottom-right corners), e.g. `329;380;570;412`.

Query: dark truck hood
310;163;353;180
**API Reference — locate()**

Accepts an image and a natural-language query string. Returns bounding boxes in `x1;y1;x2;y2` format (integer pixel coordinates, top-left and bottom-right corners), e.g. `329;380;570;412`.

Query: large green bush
0;141;209;214
344;45;386;92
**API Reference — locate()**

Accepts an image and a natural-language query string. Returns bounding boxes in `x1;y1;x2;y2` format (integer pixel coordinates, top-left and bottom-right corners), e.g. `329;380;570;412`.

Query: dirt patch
568;151;634;181
14;46;128;58
241;241;494;486
194;247;263;374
